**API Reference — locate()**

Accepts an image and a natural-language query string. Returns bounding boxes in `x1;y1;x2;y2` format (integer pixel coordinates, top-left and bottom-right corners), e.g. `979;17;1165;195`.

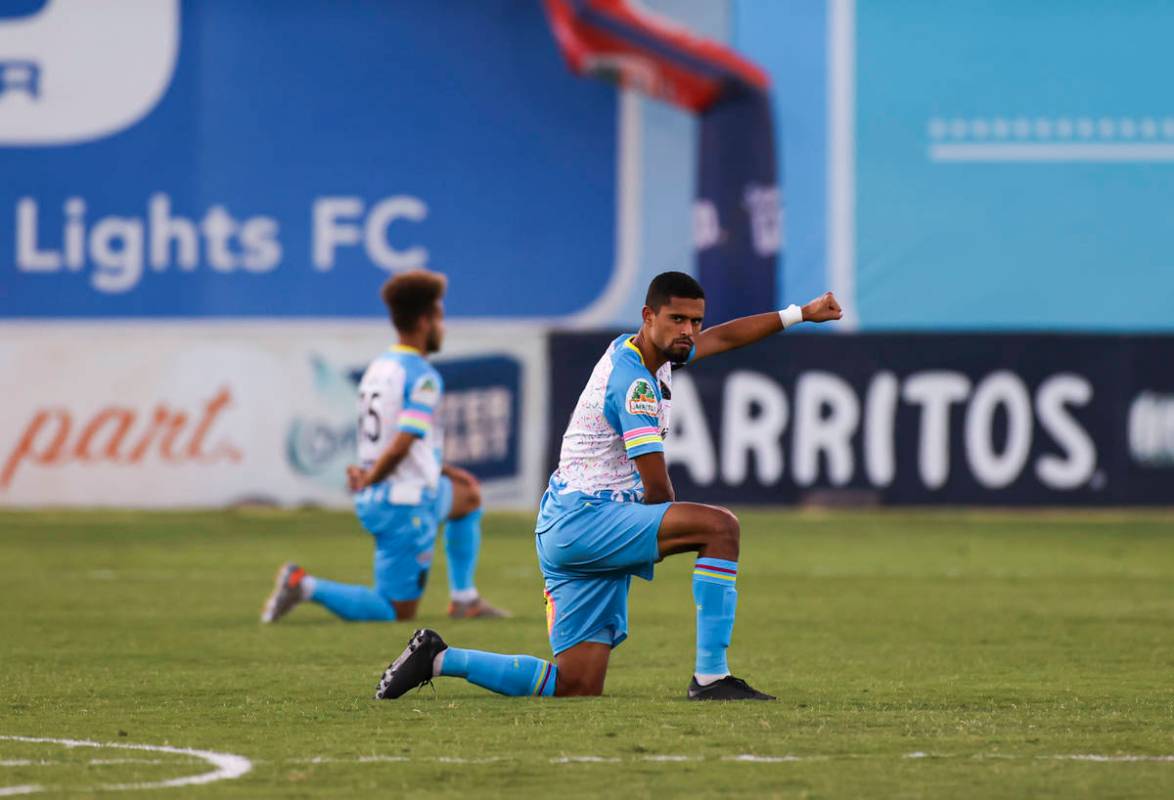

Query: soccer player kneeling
374;272;842;701
261;270;507;625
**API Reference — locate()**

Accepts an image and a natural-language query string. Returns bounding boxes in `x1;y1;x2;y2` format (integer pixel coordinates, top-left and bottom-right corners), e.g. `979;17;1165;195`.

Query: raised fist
802;292;843;323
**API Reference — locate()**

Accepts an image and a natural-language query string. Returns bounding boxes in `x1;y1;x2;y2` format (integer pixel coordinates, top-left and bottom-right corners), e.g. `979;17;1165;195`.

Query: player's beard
663;339;692;363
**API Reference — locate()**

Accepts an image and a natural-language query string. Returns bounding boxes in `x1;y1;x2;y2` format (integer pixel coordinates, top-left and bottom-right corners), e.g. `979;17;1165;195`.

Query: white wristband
778;304;803;330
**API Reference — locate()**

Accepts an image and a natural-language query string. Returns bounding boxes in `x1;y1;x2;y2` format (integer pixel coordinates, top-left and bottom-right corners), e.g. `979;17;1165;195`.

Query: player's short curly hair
645;271;704;311
380;270;447;332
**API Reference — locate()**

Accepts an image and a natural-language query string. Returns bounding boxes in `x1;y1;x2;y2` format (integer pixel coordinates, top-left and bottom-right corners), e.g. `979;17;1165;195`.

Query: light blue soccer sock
438;647;557;697
692;557;739;679
306;578;396;622
444;509;482;598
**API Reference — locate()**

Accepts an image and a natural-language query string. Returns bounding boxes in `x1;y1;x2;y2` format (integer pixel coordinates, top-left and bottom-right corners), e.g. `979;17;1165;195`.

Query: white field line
1050;754;1174;763
726;754;823;763
285;754;686;765
276;752;1174;766
287;756;408;765
5;738;1172;796
0;735;251;793
905;752;1174;763
435;757;501;764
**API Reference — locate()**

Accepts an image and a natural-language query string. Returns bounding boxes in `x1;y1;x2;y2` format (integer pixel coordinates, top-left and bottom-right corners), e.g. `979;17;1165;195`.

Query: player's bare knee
451;477;482;518
556;675;604;697
557;686;602;697
465;478;483;511
390;600;418;621
709;507;740;558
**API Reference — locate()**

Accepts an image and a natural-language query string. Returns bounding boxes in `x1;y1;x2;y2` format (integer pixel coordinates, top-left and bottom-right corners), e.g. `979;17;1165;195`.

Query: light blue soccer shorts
535;488;671;655
354;475;454;602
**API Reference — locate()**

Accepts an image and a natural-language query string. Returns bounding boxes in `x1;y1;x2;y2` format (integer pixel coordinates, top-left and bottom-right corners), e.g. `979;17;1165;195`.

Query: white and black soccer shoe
374;628;448;700
687;675;776;701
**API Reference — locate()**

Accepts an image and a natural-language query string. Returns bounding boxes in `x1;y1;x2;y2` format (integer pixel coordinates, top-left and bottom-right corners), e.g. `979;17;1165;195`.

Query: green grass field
2;508;1172;798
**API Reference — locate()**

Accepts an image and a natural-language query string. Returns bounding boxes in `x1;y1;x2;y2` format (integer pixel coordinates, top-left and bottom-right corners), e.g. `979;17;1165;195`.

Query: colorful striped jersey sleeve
604;360;663;459
397;366;442;438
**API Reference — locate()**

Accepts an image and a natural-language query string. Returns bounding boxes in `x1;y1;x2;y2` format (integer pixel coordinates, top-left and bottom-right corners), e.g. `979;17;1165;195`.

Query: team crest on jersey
410;375;440;406
626;378;658;416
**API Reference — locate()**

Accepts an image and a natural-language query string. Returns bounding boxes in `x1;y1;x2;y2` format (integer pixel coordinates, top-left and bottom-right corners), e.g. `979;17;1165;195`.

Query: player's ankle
299;575;316;600
450;588;479;603
694;672;729;686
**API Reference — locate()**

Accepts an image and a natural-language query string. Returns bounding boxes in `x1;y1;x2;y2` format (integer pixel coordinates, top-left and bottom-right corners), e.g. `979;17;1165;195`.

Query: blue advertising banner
854;0;1174;331
0;0;615;319
548;331;1174;505
434;355;522;480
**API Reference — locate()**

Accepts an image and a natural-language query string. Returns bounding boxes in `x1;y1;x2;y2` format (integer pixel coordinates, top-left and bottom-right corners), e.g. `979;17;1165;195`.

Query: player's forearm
699;311;783;354
363;450;406;488
644;486;674;504
634;451;675;504
643;474;675;504
362;436;414;488
441;464;469;481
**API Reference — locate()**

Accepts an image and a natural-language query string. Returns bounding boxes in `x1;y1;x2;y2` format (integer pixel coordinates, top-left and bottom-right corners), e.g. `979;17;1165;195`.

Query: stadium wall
4;1;1173;510
10;325;1169;509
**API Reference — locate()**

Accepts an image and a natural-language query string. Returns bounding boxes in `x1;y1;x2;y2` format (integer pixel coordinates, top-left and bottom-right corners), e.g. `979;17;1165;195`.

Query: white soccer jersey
356;344;444;506
552;334;684;501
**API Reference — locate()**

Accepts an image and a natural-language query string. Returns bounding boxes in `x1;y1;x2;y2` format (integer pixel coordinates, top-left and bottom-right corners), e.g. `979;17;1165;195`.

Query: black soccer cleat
374;628;448;700
687;675;776;701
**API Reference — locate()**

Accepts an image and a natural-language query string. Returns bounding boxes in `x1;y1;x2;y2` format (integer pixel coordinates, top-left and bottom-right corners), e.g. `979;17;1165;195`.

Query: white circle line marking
0;736;251;793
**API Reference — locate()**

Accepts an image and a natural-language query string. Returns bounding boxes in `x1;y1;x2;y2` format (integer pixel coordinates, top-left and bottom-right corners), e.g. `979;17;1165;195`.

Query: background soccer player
261;270;507;623
374;271;842;700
